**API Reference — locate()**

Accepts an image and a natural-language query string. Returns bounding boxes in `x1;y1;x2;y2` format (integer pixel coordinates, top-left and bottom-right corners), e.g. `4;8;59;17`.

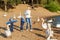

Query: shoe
30;29;33;31
20;30;23;32
26;29;28;31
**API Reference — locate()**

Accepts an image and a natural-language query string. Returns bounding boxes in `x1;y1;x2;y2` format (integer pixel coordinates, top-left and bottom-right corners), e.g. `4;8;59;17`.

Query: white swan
17;13;21;19
3;12;7;17
46;23;54;40
41;18;54;40
41;18;47;29
37;17;40;22
47;19;53;23
13;14;16;19
4;25;11;37
5;29;11;37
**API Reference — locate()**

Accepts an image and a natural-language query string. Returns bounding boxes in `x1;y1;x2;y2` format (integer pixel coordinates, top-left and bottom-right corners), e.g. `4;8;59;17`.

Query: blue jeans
20;22;25;30
20;18;25;30
9;23;14;32
26;18;32;30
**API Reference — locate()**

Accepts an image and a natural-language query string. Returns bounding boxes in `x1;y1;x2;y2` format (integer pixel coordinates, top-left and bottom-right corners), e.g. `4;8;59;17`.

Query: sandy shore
0;4;60;40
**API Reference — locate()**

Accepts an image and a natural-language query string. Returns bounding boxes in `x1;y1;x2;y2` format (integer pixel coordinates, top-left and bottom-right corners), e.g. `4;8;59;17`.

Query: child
6;17;17;32
20;16;25;31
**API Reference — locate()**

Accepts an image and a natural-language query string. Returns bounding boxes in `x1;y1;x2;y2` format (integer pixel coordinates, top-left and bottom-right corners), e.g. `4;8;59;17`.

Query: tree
47;0;50;4
4;0;8;12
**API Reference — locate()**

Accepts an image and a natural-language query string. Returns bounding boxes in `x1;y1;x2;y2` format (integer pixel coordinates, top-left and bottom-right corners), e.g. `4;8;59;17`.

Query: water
47;16;60;27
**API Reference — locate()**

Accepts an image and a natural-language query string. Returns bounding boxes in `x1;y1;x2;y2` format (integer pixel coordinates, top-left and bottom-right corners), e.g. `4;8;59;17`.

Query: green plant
45;1;60;12
16;0;22;5
8;0;22;6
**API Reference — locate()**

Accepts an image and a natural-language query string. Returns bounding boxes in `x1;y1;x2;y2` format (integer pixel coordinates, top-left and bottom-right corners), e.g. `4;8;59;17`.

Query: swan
13;14;16;19
4;25;11;37
41;18;47;29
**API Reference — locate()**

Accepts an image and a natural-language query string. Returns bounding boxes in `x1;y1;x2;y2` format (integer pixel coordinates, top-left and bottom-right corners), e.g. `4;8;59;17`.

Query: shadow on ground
33;28;43;31
0;33;6;38
53;29;60;34
14;25;20;31
35;33;46;39
0;27;6;30
31;28;46;39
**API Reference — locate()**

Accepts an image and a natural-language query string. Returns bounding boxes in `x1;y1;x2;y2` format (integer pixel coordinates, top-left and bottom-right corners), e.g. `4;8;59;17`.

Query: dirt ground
0;4;60;40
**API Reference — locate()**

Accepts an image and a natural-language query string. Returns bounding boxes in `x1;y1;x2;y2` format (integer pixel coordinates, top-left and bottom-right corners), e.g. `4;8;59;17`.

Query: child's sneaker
20;30;23;32
30;29;33;31
26;29;28;31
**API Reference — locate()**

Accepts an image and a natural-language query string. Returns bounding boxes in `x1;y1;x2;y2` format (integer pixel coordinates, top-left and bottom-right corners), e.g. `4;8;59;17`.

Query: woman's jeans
26;18;32;30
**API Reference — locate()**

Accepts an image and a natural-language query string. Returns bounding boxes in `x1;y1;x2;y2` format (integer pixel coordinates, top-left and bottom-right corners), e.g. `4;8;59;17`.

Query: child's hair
9;17;13;21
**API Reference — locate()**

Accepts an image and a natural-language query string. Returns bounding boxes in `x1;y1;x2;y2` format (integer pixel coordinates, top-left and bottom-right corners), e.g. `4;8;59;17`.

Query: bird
46;23;54;40
47;19;53;23
13;14;16;19
4;29;11;37
37;17;40;22
4;25;11;37
17;12;21;19
41;18;47;29
3;12;7;17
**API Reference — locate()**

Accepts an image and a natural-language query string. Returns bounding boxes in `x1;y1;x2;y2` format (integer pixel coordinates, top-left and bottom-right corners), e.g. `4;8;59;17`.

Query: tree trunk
5;2;7;12
4;0;7;12
32;0;33;6
47;0;51;4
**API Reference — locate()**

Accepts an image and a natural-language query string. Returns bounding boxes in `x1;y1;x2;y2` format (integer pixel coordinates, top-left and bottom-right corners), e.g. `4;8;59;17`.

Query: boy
20;16;25;31
6;17;17;32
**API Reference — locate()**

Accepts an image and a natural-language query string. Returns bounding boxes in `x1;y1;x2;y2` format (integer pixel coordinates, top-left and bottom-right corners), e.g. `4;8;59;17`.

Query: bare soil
0;4;60;40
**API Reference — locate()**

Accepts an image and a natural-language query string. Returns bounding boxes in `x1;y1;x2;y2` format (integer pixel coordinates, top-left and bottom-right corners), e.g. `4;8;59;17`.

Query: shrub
44;1;60;12
8;0;22;6
16;0;22;5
